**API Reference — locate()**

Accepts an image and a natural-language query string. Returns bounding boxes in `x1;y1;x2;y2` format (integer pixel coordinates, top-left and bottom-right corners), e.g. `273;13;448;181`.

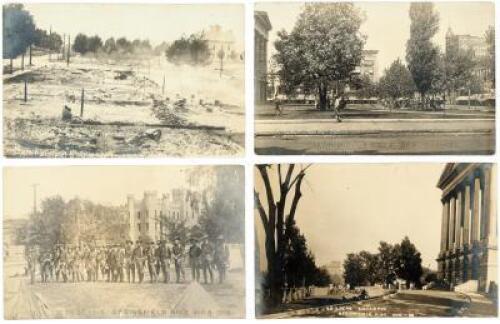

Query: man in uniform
133;240;146;283
146;242;157;283
172;237;184;283
200;236;214;284
125;240;135;283
156;240;171;283
188;237;201;282
213;235;230;284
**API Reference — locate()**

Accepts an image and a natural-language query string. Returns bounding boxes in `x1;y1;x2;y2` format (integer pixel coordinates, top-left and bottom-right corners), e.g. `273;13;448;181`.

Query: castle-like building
127;189;203;242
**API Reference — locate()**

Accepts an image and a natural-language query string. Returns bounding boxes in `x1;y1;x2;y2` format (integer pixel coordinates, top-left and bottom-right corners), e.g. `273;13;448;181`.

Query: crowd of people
25;235;230;285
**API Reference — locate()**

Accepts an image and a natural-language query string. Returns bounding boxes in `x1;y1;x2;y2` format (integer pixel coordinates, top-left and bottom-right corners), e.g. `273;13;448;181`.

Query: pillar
455;190;463;249
472;177;481;242
463;184;471;246
449;196;456;250
440;200;449;252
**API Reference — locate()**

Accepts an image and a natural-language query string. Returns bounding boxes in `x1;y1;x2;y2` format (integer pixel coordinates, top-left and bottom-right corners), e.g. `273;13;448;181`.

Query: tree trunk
29;45;32;66
10;59;13;74
318;82;328;111
21;54;25;71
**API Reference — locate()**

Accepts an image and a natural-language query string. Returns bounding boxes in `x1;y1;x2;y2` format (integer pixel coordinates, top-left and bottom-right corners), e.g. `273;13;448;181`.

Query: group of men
26;235;230;285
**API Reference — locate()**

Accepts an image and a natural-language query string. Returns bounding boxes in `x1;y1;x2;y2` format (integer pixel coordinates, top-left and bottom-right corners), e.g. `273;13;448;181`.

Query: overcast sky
256;1;494;78
255;164;445;271
3;166;222;219
24;3;244;49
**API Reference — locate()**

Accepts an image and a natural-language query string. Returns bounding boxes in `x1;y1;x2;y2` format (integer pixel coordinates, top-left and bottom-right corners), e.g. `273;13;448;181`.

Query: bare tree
254;164;311;305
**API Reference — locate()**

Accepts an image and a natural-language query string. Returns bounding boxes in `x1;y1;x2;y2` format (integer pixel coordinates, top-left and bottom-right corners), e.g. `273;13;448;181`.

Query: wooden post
10;58;13;74
80;88;84;117
29;45;32;66
62;34;66;60
24;80;28;102
21;53;25;70
66;35;70;66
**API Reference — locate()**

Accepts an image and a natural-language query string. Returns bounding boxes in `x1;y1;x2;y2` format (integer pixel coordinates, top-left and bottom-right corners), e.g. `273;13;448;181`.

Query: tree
377;241;397;284
406;2;440;106
3;4;36;73
103;37;117;54
72;33;89;54
255;164;310;305
393;236;423;287
166;33;211;66
116;37;133;54
444;42;476;102
33;28;62;52
273;3;365;110
87;35;103;54
378;58;416;107
351;74;378;99
484;26;495;88
343;253;367;288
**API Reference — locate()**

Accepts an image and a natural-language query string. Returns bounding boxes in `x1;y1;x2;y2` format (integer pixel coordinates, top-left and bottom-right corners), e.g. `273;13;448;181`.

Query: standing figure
200;237;214;284
146;242;157;283
213;235;230;284
172;238;184;283
188;238;201;282
133;240;146;283
156;240;171;283
117;245;126;282
125;240;135;283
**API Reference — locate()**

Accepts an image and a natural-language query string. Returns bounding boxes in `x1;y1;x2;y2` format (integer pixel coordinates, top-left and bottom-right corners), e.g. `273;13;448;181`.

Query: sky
3;165;223;219
255;163;445;270
24;3;245;50
256;1;495;77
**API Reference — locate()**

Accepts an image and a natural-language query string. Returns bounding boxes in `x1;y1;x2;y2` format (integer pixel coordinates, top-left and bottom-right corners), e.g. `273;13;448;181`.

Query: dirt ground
3;55;244;157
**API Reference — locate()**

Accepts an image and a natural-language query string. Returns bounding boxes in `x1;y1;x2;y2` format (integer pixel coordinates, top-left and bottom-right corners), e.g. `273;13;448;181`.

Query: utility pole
66;35;71;66
32;184;39;216
80;88;85;117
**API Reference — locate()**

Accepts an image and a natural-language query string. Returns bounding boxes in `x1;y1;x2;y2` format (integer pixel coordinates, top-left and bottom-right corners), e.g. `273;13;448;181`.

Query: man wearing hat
125;240;135;283
200;236;214;284
156;240;171;283
133;240;146;283
146;242;157;283
188;237;202;282
213;235;230;284
172;237;184;283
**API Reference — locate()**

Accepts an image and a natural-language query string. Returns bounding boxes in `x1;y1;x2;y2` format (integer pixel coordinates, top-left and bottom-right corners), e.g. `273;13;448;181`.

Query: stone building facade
127;189;203;242
436;163;497;293
254;11;272;104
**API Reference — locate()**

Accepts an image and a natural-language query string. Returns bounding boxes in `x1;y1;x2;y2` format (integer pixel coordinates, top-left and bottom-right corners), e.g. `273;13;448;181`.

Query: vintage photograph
3;3;244;157
255;2;495;154
255;163;497;317
4;165;245;319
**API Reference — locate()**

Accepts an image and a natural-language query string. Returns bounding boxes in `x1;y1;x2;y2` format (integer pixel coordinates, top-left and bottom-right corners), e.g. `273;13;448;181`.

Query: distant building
446;28;488;58
323;260;345;285
354;50;379;83
127;189;203;242
254;11;272;104
3;218;28;245
204;24;236;57
436;163;497;294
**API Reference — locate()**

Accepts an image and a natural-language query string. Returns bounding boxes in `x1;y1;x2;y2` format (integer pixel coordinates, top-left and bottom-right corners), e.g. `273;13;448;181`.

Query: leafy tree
72;33;89;54
351;74;378;99
166;33;211;66
484;26;495;87
444;42;476;101
273;3;365;110
377;241;397;284
87;35;103;53
393;236;423;287
3;4;36;72
33;28;62;51
116;37;133;54
406;2;440;105
103;37;117;53
378;59;416;106
164;217;189;245
343;253;367;288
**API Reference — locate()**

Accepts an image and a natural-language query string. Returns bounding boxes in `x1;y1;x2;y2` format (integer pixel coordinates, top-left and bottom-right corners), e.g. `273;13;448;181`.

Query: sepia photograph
3;3;245;157
255;163;497;317
255;2;495;155
3;165;245;319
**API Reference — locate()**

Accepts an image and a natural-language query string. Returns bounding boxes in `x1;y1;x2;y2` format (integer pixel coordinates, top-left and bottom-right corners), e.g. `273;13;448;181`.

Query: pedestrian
156;240;171;283
125;240;135;283
213;235;230;284
200;236;214;284
146;242;157;283
172;237;184;283
133;240;146;283
274;86;283;116
188;237;202;282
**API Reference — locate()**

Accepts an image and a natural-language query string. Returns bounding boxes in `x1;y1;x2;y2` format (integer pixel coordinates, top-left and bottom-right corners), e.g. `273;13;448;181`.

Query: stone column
455;190;463;249
441;200;450;251
449;196;456;249
472;177;481;242
463;184;471;246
